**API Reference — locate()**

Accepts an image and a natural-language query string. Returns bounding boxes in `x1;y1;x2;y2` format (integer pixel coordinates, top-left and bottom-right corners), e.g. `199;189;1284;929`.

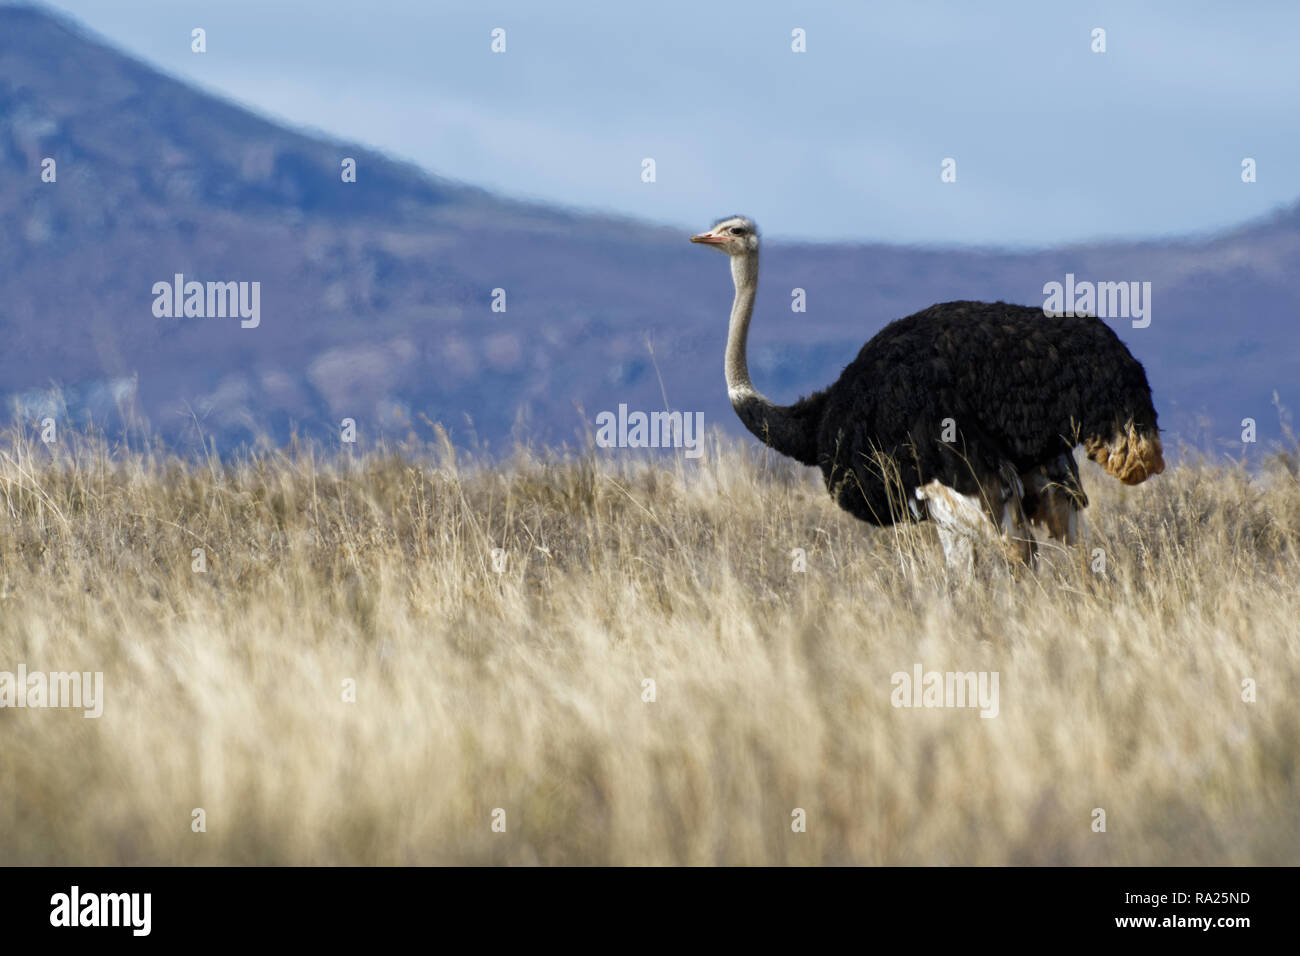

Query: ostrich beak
690;232;728;244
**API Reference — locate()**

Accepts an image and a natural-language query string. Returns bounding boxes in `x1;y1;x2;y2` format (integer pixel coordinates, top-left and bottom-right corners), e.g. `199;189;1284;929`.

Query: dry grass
1;426;1297;865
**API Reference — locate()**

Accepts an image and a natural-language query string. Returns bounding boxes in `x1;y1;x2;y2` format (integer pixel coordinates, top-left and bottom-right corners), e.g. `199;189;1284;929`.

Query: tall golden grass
1;425;1297;865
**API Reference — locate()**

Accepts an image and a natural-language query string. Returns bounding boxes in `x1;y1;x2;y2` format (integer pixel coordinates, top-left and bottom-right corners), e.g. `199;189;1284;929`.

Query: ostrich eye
730;227;745;235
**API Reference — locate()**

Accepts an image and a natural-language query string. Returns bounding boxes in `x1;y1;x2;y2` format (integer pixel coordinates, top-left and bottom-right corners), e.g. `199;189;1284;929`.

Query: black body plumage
735;300;1162;526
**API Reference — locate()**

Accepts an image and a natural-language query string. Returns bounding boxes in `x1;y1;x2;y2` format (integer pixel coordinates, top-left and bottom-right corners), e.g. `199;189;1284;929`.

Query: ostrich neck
723;250;821;465
725;252;762;402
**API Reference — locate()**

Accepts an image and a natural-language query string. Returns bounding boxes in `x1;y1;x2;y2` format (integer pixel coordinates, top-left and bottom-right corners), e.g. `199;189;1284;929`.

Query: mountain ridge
2;4;1296;456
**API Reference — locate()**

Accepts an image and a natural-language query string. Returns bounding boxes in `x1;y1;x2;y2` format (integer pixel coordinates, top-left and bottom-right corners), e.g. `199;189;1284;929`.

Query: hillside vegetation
1;428;1297;864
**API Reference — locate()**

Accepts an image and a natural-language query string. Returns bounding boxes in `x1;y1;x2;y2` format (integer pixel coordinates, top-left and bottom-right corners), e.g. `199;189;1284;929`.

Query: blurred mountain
2;4;1296;456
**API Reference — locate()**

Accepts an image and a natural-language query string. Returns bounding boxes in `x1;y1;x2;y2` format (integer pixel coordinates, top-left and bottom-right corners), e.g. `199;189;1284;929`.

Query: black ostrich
690;215;1164;572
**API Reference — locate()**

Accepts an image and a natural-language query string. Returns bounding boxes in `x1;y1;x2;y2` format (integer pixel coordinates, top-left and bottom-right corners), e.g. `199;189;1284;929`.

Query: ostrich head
690;216;759;256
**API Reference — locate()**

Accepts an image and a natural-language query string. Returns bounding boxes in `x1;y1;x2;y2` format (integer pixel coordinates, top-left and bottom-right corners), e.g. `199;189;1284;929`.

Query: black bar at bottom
0;865;1283;942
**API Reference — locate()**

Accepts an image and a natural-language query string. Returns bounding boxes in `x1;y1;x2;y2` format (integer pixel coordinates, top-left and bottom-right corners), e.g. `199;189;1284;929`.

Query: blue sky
33;0;1300;246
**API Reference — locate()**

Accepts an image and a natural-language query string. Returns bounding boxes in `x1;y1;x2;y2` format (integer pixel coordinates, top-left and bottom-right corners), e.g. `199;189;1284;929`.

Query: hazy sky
32;0;1300;246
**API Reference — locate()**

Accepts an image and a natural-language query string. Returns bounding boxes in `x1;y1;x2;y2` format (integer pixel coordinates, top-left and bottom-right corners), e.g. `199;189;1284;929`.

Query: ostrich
690;215;1164;572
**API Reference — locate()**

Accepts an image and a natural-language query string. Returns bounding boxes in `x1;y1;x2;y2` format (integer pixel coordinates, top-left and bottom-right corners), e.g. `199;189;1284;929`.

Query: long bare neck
723;250;824;466
725;252;762;402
